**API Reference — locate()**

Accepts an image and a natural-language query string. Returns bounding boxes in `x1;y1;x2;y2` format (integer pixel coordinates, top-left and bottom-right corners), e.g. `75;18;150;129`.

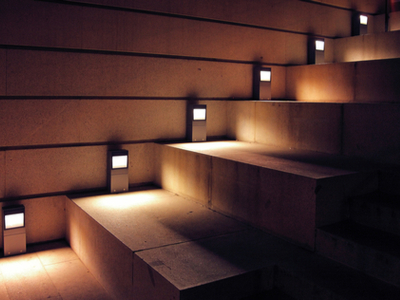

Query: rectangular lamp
188;104;207;142
308;38;325;64
253;66;272;100
352;13;368;35
108;149;129;193
2;205;26;256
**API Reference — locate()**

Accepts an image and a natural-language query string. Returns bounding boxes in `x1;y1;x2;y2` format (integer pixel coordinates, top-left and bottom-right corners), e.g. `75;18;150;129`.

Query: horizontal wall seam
37;0;337;39
0;44;293;67
0;96;257;101
298;0;379;15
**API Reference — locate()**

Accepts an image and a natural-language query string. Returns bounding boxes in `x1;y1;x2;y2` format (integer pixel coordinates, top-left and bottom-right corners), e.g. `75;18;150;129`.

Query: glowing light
315;40;325;51
360;15;368;25
260;70;271;82
92;191;159;209
193;108;206;121
112;155;128;169
5;213;24;229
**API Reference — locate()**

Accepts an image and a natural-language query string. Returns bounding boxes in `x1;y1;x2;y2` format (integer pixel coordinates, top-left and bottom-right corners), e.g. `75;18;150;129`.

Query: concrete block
154;144;211;206
286;63;355;102
5;146;107;197
66;199;133;299
122;143;155;185
355;59;400;103
134;230;275;300
254;102;342;154
226;101;256;142
343;103;400;163
0;100;81;148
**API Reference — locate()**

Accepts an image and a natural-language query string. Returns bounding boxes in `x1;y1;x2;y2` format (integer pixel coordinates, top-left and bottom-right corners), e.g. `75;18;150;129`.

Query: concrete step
350;192;400;236
316;220;400;288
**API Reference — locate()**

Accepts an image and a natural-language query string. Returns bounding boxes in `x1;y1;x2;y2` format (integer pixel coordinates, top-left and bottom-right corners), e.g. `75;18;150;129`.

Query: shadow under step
316;220;400;287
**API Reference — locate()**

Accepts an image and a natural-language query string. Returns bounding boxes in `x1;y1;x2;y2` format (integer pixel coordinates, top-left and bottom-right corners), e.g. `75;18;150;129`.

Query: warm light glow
112;155;128;169
5;213;24;229
315;40;325;51
360;15;368;25
91;191;159;209
193;108;206;121
260;70;271;82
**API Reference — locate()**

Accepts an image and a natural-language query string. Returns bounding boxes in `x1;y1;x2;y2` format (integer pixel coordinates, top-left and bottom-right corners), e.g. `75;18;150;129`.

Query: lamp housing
253;66;272;100
187;104;207;142
308;37;325;65
108;149;129;193
352;13;368;35
2;205;26;256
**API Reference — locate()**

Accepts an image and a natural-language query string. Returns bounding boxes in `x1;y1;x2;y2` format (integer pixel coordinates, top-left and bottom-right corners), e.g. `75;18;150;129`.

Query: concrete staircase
316;189;400;292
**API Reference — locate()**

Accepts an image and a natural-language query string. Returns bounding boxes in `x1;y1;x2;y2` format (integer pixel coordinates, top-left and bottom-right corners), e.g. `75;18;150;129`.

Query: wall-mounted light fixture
2;205;26;256
352;13;368;35
308;38;325;65
253;66;272;100
108;149;129;193
188;104;207;142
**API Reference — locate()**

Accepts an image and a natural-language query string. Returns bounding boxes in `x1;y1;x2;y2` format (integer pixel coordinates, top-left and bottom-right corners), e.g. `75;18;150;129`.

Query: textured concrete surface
158;141;377;248
0;240;112;300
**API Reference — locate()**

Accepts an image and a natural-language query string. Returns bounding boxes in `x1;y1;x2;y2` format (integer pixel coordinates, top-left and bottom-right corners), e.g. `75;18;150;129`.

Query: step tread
319;220;400;258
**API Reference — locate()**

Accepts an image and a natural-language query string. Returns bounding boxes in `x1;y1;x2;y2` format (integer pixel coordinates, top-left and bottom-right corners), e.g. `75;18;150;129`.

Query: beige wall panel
0;196;66;248
355;59;400;102
81;7;118;50
0;152;4;199
0;100;81;148
123;143;155;185
0;0;83;48
343;103;400;164
312;0;385;13
286;63;355;102
6;49;252;98
79;100;186;143
254;102;342;154
73;0;352;37
0;49;5;95
5;146;107;197
226;101;256;142
154;145;211;206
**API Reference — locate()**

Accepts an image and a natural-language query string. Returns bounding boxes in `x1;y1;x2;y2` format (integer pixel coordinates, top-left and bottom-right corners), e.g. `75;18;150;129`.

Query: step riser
350;201;400;237
316;229;400;288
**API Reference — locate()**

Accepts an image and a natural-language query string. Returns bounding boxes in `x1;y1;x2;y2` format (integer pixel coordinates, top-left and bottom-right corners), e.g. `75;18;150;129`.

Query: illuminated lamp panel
5;213;24;229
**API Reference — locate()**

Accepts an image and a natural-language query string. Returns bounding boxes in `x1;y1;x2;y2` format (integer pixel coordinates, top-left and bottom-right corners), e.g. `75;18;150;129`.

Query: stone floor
0;240;113;300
